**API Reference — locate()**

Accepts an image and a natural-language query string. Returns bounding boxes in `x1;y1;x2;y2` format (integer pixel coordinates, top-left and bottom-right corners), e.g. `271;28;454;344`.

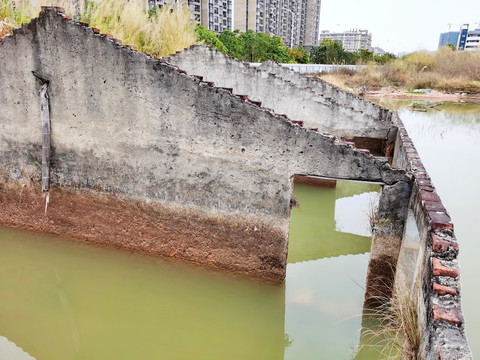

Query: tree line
196;26;396;65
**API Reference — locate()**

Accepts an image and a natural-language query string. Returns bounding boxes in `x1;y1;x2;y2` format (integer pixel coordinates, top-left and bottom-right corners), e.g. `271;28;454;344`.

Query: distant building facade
457;24;469;50
148;0;232;33
438;31;459;48
232;0;321;47
318;29;372;52
464;27;480;50
438;24;480;51
149;0;322;48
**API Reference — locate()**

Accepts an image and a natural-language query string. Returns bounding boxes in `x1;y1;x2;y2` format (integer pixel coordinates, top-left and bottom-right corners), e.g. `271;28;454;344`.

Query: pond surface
399;102;480;357
0;181;379;359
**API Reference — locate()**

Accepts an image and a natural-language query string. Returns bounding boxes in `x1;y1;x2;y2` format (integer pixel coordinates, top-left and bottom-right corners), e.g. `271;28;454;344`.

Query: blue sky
320;0;480;54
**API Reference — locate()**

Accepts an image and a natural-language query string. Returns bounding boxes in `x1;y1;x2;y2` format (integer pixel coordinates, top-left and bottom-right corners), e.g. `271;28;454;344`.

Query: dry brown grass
358;292;421;360
319;48;480;93
0;20;13;38
0;0;38;37
82;0;197;58
1;0;197;57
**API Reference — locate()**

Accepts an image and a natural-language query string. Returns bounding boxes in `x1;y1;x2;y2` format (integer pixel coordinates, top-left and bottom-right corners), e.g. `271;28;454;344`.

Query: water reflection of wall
285;182;380;359
288;182;380;263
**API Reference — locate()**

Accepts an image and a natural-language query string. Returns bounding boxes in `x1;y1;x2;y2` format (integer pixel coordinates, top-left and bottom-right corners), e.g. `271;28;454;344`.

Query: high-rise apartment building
149;0;322;48
318;29;372;52
438;31;459;49
148;0;233;33
233;0;321;47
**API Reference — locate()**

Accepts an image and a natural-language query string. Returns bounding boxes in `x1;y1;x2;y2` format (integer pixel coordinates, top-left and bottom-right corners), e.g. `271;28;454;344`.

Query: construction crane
447;23;462;31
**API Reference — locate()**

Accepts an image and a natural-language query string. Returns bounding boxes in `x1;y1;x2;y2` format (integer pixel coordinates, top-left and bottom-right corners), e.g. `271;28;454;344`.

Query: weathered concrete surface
364;180;412;304
166;45;393;140
258;60;391;121
0;8;408;281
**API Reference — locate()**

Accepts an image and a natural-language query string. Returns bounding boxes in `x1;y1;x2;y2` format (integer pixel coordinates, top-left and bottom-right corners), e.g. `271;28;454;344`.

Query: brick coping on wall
395;114;472;359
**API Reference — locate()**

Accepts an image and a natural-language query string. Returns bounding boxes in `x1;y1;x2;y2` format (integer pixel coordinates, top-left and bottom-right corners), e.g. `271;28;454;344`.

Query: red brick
407;151;419;159
65;15;72;20
433;282;458;296
432;234;458;253
419;184;436;192
429;211;453;230
105;34;113;39
92;27;100;34
358;149;370;155
415;172;430;180
432;258;458;278
420;190;441;203
129;45;137;51
433;306;463;326
386;145;394;158
416;178;432;187
424;201;446;213
249;100;262;107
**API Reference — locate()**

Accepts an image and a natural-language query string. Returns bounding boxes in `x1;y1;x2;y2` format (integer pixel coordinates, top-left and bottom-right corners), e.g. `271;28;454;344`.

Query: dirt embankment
363;88;480;102
0;181;287;282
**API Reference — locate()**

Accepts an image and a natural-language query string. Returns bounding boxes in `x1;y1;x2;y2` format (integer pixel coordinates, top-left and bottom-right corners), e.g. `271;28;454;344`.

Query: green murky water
398;102;480;357
0;181;380;360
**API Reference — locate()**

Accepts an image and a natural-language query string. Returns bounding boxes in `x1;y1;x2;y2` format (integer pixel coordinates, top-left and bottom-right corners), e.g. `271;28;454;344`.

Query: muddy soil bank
0;182;287;282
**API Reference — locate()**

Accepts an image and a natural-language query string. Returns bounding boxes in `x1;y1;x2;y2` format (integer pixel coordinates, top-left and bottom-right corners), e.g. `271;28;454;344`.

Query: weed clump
0;0;38;38
358;293;421;360
82;0;196;58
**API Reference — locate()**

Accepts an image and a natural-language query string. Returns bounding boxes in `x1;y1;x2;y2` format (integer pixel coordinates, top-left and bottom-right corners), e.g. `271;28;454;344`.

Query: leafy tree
373;52;396;64
357;48;374;63
446;43;456;51
253;32;292;62
219;29;244;59
289;45;310;64
240;29;257;62
310;39;344;64
195;25;227;53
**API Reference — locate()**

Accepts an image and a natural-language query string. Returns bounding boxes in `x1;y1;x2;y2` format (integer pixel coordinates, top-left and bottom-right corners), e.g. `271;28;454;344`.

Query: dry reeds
320;47;480;93
358;293;421;360
82;0;197;58
0;0;38;37
0;19;13;37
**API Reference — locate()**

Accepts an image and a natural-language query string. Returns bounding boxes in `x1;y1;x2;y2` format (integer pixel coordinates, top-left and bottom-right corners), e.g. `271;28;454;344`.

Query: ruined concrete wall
166;45;393;140
0;8;408;281
258;60;392;121
392;114;472;359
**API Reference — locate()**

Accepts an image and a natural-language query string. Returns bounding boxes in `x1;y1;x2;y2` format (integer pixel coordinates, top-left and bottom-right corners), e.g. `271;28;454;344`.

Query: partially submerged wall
0;8;408;282
391;114;472;359
166;45;393;141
